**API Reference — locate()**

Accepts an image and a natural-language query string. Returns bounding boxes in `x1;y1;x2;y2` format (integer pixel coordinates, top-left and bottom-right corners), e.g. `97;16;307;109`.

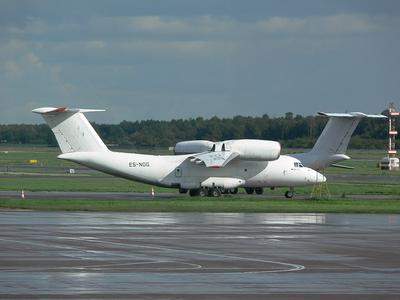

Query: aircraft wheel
230;188;238;194
189;189;200;197
199;188;207;197
255;187;264;195
285;190;294;198
211;188;221;197
179;188;188;194
245;187;255;194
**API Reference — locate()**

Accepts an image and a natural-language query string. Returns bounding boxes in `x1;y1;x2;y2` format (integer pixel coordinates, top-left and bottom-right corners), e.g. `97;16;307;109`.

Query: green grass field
0;176;398;196
0;176;168;192
0;146;73;167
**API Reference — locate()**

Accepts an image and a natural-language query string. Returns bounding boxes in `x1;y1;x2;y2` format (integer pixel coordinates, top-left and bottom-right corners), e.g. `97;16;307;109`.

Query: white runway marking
0;235;304;274
62;236;305;274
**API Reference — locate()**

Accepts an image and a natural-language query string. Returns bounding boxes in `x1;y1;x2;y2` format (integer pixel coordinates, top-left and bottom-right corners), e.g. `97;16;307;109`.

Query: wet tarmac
0;212;399;299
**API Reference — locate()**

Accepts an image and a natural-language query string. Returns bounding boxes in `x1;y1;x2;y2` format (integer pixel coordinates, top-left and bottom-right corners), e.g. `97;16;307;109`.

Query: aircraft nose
305;168;326;183
315;171;326;183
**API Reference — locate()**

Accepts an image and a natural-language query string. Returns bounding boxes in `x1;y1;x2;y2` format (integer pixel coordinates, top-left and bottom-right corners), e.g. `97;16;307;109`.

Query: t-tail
291;112;386;170
32;107;108;153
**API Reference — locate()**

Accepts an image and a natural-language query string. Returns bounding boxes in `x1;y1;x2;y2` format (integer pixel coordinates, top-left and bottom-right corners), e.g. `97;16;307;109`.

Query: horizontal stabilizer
317;112;386;118
330;163;354;169
32;107;105;114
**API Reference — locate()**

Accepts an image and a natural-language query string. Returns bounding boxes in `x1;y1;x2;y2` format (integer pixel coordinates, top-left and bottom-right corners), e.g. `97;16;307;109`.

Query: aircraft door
175;167;182;177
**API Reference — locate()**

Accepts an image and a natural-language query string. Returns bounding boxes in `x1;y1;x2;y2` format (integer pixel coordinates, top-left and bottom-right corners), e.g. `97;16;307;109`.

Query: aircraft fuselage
59;151;325;189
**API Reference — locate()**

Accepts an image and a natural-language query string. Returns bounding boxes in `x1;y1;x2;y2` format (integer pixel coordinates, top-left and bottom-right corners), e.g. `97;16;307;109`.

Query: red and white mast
388;102;399;157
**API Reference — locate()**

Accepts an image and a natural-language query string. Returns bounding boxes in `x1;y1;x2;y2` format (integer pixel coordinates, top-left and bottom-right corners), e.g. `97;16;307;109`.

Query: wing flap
188;151;239;168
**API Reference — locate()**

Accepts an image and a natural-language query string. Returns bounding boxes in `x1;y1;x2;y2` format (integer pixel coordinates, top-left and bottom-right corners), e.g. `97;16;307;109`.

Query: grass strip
1;176;399;196
1;197;400;213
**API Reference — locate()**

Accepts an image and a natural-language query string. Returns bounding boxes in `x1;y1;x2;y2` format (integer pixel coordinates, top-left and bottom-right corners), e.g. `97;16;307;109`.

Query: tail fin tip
317;112;386;118
32;107;105;114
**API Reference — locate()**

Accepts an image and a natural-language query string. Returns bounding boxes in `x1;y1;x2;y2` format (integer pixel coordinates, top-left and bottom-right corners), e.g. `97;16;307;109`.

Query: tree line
0;112;388;149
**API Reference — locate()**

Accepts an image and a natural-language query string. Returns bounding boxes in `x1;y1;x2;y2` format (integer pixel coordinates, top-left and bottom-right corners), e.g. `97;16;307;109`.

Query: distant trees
0;124;58;146
0;113;387;149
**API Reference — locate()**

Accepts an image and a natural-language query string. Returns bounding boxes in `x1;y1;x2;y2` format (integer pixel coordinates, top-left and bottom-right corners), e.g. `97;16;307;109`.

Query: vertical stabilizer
33;107;108;153
311;113;362;155
291;112;386;170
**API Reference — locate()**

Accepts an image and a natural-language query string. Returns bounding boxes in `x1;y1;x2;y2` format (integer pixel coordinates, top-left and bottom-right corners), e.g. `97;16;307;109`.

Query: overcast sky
1;0;399;124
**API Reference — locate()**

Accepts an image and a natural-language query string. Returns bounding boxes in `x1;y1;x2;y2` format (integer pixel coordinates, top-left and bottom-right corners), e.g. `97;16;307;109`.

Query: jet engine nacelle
224;139;281;161
175;139;281;161
174;140;213;154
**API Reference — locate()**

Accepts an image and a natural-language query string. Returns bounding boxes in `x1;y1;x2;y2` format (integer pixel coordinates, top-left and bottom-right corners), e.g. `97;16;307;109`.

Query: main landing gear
245;187;264;195
188;187;238;197
189;188;220;197
188;186;296;198
285;187;295;198
246;186;296;198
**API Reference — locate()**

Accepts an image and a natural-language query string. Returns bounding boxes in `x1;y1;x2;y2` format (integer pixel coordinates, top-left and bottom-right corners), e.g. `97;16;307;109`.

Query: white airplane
175;112;386;197
33;106;328;198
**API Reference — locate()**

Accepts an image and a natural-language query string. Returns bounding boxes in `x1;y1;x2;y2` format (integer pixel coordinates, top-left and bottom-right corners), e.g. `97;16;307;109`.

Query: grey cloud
0;1;399;124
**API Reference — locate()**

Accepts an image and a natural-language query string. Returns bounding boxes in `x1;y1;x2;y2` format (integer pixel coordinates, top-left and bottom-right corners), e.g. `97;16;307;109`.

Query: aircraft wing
188;151;239;168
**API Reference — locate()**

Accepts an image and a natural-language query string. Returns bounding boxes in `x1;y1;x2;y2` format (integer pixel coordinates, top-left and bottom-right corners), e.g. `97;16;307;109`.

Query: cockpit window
299;163;304;168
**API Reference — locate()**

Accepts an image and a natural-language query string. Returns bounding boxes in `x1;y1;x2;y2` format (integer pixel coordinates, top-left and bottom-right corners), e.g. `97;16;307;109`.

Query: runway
0;212;399;299
0;190;181;199
0;190;397;200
